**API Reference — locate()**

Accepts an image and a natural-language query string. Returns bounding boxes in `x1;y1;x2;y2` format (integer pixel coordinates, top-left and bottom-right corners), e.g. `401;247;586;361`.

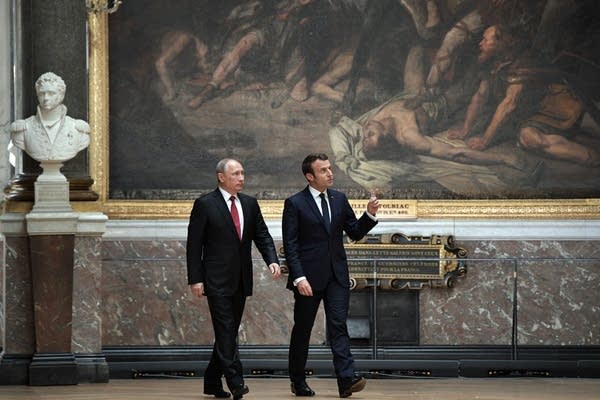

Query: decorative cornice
97;199;600;220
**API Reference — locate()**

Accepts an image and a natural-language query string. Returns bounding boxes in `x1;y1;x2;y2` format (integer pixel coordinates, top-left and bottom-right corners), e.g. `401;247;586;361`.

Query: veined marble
2;217;598;352
72;236;104;353
3;236;35;354
419;259;514;345
100;233;600;347
517;259;599;345
101;240;325;346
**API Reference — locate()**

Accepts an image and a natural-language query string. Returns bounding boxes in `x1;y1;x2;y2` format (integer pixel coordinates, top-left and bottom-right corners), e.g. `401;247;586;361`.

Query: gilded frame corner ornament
87;12;600;221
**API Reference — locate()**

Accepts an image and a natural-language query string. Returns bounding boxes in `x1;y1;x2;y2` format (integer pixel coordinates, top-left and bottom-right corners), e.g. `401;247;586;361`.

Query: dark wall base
103;345;600;380
0;355;31;385
29;353;78;386
0;353;109;385
579;361;600;378
2;347;598;385
75;354;110;383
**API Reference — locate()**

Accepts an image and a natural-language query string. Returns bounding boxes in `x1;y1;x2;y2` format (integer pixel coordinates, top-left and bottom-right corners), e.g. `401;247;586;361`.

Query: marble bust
10;72;90;163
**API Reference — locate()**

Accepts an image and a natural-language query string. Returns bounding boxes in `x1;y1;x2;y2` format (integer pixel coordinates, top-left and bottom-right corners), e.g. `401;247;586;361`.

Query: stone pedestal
29;234;76;353
31;161;73;213
27;230;78;385
26;183;79;385
0;166;110;385
8;209;109;385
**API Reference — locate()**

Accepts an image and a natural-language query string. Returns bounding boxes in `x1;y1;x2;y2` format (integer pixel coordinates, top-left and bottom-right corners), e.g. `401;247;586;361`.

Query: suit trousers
206;292;246;389
289;278;354;382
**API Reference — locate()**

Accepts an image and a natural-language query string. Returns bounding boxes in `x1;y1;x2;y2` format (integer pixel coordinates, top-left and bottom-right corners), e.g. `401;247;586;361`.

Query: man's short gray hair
216;158;242;174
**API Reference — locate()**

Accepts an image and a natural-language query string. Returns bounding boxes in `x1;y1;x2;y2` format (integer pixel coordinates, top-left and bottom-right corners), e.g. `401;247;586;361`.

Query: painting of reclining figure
108;0;600;200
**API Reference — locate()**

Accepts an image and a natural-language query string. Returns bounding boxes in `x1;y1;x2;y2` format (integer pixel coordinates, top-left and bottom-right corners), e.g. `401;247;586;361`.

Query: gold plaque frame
87;12;600;220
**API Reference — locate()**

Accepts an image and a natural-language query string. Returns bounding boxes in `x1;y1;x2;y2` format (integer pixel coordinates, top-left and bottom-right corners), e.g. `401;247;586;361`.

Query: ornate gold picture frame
87;8;600;220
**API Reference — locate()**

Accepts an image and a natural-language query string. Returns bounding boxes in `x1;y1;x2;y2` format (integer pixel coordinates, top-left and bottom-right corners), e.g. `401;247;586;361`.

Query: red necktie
230;196;242;239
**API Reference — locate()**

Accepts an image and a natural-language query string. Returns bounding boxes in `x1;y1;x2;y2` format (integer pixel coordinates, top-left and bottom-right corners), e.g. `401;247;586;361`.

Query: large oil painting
106;0;600;204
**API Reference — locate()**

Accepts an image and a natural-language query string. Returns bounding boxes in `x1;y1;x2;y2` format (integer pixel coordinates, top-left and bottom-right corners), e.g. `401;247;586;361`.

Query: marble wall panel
419;240;600;346
72;236;103;353
464;240;600;260
100;239;599;347
517;259;599;345
3;236;34;354
29;234;74;353
103;240;186;261
101;240;324;346
467;240;600;346
419;259;515;345
102;257;196;346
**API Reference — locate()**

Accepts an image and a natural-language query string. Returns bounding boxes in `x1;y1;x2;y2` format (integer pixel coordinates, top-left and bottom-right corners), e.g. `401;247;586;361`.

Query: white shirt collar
219;187;237;202
308;185;327;199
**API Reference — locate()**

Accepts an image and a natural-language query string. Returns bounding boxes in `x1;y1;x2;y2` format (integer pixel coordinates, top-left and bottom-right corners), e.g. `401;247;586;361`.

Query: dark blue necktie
319;193;330;232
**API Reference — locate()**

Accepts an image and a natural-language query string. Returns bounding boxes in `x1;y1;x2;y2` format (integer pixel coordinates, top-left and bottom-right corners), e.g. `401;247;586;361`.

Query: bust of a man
10;72;90;163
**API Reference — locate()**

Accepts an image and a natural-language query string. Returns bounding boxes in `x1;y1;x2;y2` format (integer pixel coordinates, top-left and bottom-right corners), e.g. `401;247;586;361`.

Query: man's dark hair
302;153;328;175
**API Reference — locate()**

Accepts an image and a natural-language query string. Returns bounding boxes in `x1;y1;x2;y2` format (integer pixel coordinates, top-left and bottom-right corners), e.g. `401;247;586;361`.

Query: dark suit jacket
282;186;377;291
186;188;279;296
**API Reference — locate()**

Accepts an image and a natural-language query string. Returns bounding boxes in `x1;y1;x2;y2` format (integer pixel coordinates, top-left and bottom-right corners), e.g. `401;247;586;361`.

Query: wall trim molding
103;219;600;241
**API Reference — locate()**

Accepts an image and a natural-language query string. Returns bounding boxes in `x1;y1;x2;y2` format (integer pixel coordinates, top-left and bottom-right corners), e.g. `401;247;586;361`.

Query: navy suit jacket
282;186;377;291
186;189;279;296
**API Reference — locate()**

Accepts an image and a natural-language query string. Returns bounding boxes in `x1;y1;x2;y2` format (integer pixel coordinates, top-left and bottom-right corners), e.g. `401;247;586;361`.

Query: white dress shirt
219;187;244;236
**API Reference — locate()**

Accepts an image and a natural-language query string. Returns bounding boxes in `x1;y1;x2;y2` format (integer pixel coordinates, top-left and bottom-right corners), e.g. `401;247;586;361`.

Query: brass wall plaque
279;233;467;290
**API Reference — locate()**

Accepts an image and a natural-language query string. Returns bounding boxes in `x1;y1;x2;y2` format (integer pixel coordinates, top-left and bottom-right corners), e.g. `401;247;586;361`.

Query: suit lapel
238;194;250;242
302;186;331;234
327;190;337;226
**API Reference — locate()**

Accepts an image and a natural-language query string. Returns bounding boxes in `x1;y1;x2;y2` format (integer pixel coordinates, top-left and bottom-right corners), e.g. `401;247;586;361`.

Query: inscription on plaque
346;233;467;289
279;233;467;290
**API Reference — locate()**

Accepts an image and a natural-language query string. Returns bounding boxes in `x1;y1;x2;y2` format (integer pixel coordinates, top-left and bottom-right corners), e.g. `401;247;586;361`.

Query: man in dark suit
187;158;281;400
283;153;379;398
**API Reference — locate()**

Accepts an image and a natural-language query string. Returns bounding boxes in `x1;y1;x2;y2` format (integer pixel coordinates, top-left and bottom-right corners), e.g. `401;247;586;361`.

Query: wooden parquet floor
0;378;599;400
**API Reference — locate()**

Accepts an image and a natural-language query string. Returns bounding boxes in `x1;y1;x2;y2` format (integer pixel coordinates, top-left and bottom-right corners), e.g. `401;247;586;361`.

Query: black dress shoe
204;386;231;398
291;381;316;397
230;384;249;400
337;374;366;398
